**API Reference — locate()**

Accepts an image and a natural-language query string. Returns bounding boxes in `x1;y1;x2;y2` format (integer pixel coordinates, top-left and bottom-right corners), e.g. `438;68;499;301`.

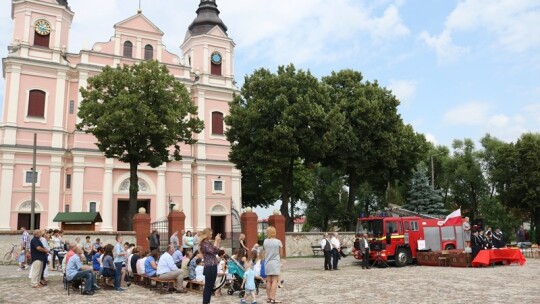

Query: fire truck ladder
385;205;443;219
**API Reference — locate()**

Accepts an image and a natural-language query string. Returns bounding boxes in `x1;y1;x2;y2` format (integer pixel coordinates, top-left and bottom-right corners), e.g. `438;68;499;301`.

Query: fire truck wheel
444;244;455;250
395;248;408;267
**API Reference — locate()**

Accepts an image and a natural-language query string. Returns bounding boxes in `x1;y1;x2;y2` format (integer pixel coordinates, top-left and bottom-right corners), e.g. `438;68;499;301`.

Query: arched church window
28;90;46;117
210;51;222;76
119;178;149;192
123;41;133;58
211;111;224;135
144;44;153;60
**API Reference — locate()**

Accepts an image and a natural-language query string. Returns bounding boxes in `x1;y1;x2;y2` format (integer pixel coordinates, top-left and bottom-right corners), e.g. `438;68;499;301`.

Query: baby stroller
226;258;260;298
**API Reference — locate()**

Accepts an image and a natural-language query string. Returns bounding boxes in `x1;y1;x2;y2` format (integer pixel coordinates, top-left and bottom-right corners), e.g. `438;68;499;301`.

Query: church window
211;111;224;135
144;44;153;60
123;41;133;58
28;90;46;118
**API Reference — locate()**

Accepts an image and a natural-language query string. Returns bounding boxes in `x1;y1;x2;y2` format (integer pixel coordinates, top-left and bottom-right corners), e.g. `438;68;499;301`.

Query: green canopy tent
53;212;102;231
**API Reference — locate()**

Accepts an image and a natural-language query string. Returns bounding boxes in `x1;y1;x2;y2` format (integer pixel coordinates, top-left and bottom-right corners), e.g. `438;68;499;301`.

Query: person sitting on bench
66;246;99;295
156;244;187;293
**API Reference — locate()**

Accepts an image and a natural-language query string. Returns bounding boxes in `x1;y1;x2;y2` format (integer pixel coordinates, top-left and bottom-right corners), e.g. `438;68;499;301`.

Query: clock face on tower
211;51;222;65
35;19;51;36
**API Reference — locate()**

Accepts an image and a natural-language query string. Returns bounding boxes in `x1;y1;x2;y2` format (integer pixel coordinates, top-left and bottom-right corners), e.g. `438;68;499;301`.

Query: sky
1;0;539;216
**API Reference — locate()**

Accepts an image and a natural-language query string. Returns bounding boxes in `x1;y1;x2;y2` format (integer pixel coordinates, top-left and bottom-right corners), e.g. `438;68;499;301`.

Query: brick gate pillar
240;208;258;251
268;210;286;257
133;207;151;252
168;207;186;239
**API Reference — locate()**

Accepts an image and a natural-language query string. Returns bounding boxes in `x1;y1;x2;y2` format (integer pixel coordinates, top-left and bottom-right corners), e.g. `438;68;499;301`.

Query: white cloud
421;0;540;62
419;29;467;63
443;102;491;125
487;114;510;128
388;79;417;105
424;133;438;145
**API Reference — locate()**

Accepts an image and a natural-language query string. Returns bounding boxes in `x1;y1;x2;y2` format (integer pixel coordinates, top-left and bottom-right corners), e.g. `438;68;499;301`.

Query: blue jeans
114;262;123;290
331;248;339;270
70;270;96;292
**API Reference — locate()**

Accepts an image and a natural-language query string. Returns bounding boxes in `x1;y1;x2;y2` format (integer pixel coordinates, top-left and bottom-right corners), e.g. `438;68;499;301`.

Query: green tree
77;60;204;229
403;164;446;215
322;69;427;229
503;133;540;242
226;64;341;231
445;139;488;221
303;166;347;232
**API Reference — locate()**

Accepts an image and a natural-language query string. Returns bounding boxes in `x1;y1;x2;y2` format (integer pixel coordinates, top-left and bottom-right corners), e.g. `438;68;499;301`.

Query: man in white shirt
360;234;371;269
156;244;187;293
330;232;341;270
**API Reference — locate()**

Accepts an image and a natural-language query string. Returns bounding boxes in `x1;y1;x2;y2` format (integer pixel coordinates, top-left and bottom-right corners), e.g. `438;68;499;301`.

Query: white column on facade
5;64;22;128
225;48;231;77
71;156;85;212
231;168;242;212
54;17;62;50
52;71;67;148
0;153;15;230
196;165;206;230
182;162;193;229
203;44;209;75
101;158;114;231
156;167;166;220
114;34;121;56
196;91;206;159
47;157;62;228
77;72;88;124
23;12;31;44
157;42;163;62
136;38;142;59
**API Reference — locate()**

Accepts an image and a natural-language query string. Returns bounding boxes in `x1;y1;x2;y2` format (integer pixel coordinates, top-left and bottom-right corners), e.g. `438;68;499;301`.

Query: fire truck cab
353;216;464;267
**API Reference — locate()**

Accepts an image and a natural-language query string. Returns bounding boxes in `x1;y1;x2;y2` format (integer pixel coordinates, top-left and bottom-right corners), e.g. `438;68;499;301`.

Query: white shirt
195;265;204;282
156;251;178;276
320;238;333;250
330;236;340;250
136;257;147;275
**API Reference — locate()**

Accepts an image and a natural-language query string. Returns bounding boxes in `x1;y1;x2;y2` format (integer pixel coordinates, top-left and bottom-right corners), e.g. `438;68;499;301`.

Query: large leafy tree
77;60;204;229
445;139;488;221
322;69;427;229
501;133;540;242
226;64;341;231
303;166;347;232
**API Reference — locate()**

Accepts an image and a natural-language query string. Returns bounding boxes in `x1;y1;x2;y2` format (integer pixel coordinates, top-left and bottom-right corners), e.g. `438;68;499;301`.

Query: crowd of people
19;226;284;303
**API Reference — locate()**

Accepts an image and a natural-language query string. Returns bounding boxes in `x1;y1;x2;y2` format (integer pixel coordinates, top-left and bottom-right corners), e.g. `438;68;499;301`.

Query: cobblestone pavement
0;257;538;304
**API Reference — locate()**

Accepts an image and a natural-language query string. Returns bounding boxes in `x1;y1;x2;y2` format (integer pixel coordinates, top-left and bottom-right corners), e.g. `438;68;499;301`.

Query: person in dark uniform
320;233;332;271
492;228;505;248
471;228;483;260
359;234;371;269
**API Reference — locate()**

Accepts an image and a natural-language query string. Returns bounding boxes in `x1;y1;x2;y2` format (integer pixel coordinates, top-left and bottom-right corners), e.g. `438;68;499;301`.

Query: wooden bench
133;273;148;286
186;280;204;292
311;245;323;256
150;276;177;294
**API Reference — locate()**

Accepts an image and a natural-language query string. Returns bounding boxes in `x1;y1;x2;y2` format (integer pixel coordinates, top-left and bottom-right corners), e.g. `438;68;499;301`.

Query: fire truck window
386;222;398;234
411;221;419;231
405;222;410;231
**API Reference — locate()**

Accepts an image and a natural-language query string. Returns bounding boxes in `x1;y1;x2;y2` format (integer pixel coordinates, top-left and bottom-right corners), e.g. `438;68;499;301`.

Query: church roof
188;0;228;36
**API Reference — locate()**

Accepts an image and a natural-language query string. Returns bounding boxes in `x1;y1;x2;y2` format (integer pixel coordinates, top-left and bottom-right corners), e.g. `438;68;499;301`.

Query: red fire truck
352;215;464;267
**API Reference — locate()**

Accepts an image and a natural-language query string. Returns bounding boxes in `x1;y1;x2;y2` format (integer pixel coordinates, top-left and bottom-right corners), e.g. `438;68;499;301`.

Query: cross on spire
137;0;142;14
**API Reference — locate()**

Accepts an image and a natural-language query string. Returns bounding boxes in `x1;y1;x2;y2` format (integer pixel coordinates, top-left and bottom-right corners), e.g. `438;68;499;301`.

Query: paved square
0;257;537;303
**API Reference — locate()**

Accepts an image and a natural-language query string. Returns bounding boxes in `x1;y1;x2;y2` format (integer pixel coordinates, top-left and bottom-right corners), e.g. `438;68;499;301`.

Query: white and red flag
437;208;463;226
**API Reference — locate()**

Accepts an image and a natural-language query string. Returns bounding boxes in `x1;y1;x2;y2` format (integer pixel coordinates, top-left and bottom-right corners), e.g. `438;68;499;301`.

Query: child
194;258;205;282
17;247;27;271
241;261;257;304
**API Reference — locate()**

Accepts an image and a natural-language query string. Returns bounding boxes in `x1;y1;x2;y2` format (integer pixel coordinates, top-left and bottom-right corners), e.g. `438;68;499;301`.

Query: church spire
188;0;228;36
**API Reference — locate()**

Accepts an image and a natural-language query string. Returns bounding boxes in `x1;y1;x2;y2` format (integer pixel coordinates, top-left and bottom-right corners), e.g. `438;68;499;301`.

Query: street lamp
430;152;445;190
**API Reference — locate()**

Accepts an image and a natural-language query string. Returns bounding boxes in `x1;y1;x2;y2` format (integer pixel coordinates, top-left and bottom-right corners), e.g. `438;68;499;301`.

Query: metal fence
150;219;169;252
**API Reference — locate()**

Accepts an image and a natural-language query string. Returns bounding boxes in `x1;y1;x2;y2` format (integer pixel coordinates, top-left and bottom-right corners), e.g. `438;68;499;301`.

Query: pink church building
0;0;241;234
